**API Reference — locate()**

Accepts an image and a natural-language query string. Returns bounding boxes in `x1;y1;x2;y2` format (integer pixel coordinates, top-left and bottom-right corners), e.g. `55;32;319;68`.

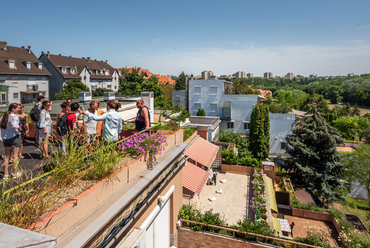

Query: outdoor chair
277;212;284;219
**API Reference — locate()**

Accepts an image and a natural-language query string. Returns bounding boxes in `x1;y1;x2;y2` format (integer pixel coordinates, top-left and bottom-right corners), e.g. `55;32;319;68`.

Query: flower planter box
27;129;184;238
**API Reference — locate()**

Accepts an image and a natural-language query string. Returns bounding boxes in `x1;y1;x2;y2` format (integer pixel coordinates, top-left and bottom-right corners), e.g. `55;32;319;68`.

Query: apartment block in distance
247;73;253;78
40;52;119;100
232;71;246;78
201;70;214;80
286;72;295;79
0;42;51;105
264;72;273;79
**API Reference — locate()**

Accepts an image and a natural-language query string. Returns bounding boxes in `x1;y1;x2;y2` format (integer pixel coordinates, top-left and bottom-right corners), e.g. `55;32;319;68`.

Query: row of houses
0;41;174;105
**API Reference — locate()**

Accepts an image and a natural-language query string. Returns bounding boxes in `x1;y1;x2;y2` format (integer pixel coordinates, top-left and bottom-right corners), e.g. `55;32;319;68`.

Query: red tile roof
182;161;209;195
158;75;175;85
184;136;219;168
117;68;154;79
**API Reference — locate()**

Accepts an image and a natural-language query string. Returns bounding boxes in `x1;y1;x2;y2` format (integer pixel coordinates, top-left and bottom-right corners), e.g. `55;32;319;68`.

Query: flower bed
0;127;183;237
251;168;267;223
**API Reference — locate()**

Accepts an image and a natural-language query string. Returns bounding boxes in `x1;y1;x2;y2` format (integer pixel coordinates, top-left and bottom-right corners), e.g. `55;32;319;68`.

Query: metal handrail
180;219;322;248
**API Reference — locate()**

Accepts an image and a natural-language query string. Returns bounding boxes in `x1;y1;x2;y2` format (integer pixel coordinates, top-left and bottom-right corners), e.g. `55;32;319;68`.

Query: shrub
301;226;331;248
339;227;370;248
183;126;196;141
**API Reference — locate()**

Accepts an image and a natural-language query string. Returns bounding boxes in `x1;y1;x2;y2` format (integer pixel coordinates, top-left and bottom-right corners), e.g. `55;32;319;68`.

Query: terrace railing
180;219;322;248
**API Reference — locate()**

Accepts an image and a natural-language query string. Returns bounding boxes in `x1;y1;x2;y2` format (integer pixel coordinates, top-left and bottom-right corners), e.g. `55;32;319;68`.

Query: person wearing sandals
0;103;22;179
17;103;29;159
39;100;52;159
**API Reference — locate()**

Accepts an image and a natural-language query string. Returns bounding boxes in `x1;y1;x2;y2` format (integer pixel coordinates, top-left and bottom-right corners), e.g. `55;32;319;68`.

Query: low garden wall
29;129;184;238
221;164;254;175
292;207;341;234
178;227;267;248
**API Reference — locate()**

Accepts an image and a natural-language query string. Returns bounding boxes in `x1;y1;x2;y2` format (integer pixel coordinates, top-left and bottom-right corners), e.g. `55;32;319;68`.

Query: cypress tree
262;106;270;159
249;105;266;160
285;109;345;207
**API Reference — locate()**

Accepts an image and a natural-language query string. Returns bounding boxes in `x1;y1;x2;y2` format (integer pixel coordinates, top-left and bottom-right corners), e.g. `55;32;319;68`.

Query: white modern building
39;52;119;100
0;42;51;105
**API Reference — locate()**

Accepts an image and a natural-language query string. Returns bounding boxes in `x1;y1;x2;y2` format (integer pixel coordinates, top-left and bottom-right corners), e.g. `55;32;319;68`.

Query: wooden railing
180;219;321;248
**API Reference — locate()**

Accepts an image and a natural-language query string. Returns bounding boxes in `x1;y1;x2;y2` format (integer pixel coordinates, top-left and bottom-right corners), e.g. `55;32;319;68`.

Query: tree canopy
55;78;89;100
175;72;186;91
285;109;345;206
249;105;270;161
342;144;370;205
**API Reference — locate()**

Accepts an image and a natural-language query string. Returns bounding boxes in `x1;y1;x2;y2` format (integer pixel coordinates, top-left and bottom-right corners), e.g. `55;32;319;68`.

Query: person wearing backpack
57;102;71;154
29;95;45;145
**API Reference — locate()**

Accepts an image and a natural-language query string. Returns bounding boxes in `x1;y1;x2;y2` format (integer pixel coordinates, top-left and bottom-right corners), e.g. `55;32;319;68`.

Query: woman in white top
39;100;52;159
0;103;22;179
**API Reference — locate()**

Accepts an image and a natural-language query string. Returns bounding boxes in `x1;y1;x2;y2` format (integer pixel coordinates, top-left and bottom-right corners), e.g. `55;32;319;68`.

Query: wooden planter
27;129;184;238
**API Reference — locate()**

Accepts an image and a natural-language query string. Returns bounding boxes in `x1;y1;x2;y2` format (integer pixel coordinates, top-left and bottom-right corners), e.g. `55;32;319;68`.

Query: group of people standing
1;96;151;180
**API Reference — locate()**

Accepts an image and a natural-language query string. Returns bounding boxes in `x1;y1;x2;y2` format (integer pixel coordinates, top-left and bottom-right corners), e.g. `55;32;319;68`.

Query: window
227;122;234;129
281;142;286;150
38;63;43;70
9;60;16;69
70;68;75;74
194;103;201;113
175;96;180;103
194;86;201;95
0;94;6;106
61;67;67;74
210;86;217;95
107;84;112;89
105;70;109;75
244;122;250;130
13;93;18;98
26;62;32;70
210;103;217;112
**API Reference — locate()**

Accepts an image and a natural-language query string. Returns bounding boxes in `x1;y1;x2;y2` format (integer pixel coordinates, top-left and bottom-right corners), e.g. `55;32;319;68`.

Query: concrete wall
80;68;91;91
269;113;295;153
221;164;254;175
189;80;224;116
172;90;187;110
178;227;268;248
219;95;258;134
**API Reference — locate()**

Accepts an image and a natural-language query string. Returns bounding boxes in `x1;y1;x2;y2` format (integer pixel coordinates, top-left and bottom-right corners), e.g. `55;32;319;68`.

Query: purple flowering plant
119;132;168;157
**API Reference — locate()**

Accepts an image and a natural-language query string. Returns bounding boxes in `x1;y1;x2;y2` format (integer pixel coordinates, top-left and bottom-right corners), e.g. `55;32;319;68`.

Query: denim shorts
3;134;22;148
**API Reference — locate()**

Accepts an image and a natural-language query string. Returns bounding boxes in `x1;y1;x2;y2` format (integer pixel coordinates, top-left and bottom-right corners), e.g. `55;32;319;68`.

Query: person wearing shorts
0;103;22;179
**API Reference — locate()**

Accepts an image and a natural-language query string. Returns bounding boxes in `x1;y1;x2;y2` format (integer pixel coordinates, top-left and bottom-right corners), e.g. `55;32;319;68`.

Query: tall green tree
249;105;269;160
55;78;89;100
175;71;186;91
262;106;270;159
357;117;370;141
118;68;144;95
285;109;345;206
342;144;370;205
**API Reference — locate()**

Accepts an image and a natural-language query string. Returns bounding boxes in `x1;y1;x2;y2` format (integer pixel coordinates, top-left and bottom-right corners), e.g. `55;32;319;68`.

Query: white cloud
115;42;370;77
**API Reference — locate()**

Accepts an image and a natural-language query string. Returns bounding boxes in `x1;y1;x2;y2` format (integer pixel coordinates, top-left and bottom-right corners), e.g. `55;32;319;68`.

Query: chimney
28;46;31;53
47;51;50;58
87;57;90;60
41;51;44;54
82;57;85;59
105;60;108;63
59;54;61;56
0;41;7;50
22;46;25;48
69;55;72;57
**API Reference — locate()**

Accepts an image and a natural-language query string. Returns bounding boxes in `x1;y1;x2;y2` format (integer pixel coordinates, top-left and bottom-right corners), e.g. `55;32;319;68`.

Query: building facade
39;52;119;100
201;70;214;80
0;42;50;105
264;72;273;79
269;113;295;154
286;72;295;79
232;71;246;78
247;73;253;78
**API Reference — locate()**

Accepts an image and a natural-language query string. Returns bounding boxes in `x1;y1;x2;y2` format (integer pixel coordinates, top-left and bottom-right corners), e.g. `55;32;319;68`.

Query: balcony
220;101;232;120
26;84;39;91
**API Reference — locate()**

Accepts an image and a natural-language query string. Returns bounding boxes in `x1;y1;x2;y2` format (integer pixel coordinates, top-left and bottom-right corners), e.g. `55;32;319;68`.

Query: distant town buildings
347;73;354;77
117;67;175;85
0;42;50;105
247;73;253;78
286;72;295;79
309;73;317;78
264;72;273;79
201;70;214;80
232;71;246;78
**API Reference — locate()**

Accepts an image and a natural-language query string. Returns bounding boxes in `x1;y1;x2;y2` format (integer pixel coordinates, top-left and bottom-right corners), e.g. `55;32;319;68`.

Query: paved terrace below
189;172;253;225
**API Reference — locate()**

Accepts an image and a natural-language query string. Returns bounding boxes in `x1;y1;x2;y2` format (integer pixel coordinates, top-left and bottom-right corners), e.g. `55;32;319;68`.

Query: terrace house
0;42;51;105
39;52;119;100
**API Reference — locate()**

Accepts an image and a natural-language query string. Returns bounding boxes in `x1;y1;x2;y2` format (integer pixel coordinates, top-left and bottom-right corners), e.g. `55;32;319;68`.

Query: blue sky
1;0;370;77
